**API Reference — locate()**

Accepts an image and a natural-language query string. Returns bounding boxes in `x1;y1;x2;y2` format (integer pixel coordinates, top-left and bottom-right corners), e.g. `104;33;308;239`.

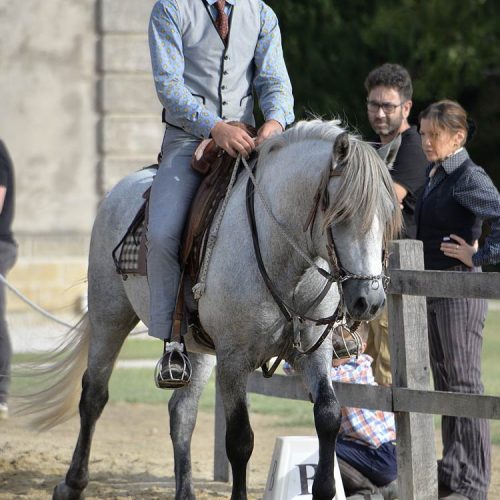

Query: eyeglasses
367;101;404;114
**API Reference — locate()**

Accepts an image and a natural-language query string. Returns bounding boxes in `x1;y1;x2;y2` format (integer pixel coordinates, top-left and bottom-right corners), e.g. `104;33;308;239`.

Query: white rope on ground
0;273;149;335
0;273;78;329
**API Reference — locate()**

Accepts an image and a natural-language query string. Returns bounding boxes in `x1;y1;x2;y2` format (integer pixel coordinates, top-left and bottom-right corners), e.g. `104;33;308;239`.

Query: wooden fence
213;240;500;499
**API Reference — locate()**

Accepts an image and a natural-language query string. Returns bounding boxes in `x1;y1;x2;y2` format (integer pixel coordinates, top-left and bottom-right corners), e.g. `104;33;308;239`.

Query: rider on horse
147;0;295;388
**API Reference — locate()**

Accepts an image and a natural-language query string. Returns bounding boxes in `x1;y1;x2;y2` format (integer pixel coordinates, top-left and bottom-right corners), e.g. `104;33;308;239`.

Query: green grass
480;308;500;444
117;337;159;359
107;368;314;426
12;304;500;434
483;309;500;395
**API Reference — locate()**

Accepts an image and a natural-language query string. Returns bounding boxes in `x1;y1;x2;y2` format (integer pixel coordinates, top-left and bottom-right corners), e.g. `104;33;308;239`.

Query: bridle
244;155;390;377
304;161;391;290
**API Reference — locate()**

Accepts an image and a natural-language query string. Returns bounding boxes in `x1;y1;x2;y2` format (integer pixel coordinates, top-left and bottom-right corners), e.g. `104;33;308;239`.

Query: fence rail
213;239;500;499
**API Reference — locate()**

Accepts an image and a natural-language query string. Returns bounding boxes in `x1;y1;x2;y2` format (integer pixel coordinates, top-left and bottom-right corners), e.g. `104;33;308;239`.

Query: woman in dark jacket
416;100;500;500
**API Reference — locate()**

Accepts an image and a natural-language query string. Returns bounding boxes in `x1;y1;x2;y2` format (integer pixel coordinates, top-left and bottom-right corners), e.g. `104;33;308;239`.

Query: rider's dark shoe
155;342;192;389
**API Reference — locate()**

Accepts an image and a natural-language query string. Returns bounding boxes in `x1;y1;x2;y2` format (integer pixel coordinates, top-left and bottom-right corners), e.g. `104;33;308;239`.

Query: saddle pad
112;166;157;278
115;220;145;275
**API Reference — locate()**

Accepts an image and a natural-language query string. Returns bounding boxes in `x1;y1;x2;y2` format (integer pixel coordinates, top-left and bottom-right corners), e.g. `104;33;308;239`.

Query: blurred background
0;0;498;319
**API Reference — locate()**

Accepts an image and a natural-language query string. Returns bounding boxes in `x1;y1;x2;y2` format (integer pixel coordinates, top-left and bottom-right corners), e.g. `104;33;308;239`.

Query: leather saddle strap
246;175;340;326
246;175;293;322
170;269;185;343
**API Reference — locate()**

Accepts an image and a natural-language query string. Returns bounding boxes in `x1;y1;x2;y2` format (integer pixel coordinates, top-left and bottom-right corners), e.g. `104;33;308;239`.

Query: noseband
244;156;389;377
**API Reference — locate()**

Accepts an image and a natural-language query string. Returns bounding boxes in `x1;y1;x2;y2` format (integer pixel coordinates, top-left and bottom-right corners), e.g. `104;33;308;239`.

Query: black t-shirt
0;141;16;244
390;126;428;238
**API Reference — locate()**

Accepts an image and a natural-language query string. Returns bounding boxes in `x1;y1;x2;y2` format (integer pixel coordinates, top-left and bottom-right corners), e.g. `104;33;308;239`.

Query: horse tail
15;313;91;431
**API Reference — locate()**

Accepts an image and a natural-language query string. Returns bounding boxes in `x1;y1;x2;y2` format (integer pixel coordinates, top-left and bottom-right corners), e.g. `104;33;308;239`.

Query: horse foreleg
301;354;341;500
169;352;216;500
217;362;253;500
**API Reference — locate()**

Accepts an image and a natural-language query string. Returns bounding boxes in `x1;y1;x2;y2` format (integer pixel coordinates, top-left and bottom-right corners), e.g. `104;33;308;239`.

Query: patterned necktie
215;0;229;43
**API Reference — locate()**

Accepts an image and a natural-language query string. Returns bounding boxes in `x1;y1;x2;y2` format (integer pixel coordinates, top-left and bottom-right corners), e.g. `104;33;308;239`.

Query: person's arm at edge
0;142;10;214
453;167;500;267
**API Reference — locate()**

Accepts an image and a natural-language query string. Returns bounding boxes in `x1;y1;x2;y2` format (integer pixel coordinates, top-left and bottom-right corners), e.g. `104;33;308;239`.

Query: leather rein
245;159;390;377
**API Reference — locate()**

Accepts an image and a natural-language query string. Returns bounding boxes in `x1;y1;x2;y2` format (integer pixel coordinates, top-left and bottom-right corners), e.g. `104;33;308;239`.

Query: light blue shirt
149;0;295;138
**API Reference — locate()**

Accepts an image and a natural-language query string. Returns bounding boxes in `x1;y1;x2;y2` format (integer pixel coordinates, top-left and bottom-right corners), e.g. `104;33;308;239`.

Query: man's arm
253;2;295;138
0;187;6;214
148;0;221;138
0;142;10;214
390;129;428;203
393;182;408;204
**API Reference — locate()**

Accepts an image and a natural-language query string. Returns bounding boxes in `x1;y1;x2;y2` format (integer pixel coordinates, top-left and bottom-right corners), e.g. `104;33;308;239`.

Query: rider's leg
147;127;202;385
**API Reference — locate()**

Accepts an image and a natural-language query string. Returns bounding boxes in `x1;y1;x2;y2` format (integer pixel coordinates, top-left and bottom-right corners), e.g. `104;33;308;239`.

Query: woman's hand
440;233;477;268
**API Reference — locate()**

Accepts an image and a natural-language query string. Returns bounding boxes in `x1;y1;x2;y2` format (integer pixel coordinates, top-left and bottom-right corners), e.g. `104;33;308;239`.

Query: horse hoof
53;481;85;500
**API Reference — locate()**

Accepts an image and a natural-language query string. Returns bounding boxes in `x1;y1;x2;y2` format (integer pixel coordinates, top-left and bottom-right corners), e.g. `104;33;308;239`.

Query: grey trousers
0;239;18;404
427;288;490;500
146;127;202;340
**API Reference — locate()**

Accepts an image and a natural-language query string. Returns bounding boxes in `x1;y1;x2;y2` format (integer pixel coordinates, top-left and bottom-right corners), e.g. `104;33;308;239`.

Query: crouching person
332;325;398;499
284;325;398;499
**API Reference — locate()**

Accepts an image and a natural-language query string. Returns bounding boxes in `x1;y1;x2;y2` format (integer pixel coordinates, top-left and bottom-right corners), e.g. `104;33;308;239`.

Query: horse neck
254;141;331;294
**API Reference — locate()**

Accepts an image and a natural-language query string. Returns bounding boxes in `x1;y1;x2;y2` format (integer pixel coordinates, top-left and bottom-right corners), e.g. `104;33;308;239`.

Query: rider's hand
210;121;255;158
255;120;284;146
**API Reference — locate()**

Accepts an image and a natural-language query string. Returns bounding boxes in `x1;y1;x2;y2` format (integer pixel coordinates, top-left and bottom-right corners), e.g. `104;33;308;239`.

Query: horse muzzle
342;278;386;321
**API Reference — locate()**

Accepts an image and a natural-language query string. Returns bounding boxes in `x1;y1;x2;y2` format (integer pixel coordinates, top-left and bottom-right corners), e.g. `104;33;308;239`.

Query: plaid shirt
332;354;396;449
424;148;500;266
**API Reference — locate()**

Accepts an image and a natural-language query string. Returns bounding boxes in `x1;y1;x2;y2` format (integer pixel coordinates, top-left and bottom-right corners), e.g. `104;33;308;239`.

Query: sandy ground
1;402;500;499
4;310;500;499
0;402;316;499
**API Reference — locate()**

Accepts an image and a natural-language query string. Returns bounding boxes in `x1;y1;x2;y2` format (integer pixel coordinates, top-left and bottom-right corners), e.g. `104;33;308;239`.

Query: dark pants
0;239;18;404
336;436;397;487
427;294;490;500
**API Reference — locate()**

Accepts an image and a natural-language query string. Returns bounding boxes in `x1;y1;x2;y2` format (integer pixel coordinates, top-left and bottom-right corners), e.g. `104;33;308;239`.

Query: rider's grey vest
163;0;260;133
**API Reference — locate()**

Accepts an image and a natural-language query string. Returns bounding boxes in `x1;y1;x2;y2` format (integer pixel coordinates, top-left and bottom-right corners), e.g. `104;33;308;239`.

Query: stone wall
0;0;163;313
98;0;163;192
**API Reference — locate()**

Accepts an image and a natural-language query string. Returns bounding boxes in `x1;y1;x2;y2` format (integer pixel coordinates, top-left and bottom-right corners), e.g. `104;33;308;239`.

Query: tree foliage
267;0;500;183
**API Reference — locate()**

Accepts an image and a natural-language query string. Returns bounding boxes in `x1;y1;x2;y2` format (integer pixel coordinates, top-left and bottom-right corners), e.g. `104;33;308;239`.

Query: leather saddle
112;123;256;348
182;122;257;283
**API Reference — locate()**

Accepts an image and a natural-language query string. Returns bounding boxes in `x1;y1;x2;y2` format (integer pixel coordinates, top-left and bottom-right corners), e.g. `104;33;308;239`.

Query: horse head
322;132;402;321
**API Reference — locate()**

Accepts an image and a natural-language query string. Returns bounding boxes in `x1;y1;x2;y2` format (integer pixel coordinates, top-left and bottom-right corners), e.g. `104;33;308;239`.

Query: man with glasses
364;63;427;386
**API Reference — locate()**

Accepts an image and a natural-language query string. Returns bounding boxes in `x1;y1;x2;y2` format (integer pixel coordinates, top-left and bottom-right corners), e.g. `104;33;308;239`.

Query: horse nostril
354;297;368;314
369;304;380;316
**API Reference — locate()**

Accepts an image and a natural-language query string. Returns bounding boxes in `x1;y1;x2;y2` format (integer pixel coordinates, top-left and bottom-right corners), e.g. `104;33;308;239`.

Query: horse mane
324;136;403;241
258;118;347;156
259;119;402;242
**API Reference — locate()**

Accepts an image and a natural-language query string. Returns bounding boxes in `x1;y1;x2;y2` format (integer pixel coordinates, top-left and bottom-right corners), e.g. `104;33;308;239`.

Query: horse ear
333;132;350;164
377;133;402;169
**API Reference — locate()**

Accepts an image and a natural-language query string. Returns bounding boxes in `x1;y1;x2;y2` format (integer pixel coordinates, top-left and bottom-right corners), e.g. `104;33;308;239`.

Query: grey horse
24;120;401;500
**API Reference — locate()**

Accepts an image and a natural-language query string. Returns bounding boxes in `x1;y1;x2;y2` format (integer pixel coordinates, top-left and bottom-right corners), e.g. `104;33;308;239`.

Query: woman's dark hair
419;100;471;146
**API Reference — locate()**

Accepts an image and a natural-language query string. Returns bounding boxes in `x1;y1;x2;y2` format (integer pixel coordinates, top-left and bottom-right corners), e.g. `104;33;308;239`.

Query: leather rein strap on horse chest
244;157;389;377
245;166;344;377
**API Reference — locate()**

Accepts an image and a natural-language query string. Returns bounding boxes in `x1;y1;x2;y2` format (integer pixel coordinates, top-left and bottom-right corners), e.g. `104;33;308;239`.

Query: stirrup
332;324;362;359
155;341;192;389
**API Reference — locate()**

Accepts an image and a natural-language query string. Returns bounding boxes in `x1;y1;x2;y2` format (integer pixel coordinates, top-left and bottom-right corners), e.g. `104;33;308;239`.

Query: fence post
214;373;230;481
387;240;438;499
